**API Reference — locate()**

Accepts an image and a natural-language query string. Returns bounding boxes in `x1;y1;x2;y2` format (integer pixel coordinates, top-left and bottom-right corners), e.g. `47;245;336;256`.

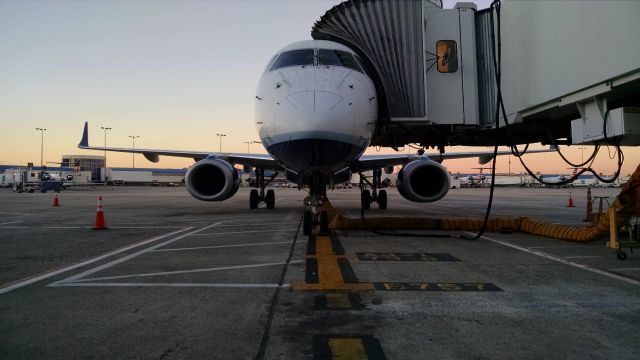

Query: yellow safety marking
317;256;344;286
293;280;374;291
296;201;375;291
325;293;352;309
294;235;374;291
329;338;367;359
316;236;334;256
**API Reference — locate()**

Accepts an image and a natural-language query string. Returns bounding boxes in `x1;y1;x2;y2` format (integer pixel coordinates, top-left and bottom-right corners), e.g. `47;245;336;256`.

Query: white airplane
544;168;579;185
78;40;553;233
41;172;74;183
466;168;489;185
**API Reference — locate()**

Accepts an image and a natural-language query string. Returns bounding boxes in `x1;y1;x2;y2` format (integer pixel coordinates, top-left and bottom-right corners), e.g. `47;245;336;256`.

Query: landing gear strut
250;168;278;209
359;168;387;210
302;171;330;236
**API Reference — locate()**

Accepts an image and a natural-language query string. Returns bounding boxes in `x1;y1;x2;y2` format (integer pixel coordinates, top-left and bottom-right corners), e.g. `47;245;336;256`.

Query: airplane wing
355;147;556;171
78;122;283;170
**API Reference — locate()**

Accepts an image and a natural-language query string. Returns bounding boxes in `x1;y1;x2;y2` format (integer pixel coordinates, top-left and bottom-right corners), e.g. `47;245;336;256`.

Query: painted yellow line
329;338;367;359
316;235;334;256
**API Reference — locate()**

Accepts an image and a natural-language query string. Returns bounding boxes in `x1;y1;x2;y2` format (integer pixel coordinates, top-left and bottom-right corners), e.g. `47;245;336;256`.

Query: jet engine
185;158;240;201
396;159;451;202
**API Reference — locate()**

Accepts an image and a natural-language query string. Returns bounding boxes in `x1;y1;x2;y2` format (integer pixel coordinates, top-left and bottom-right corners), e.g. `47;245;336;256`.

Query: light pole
216;133;227;152
101;126;112;182
244;140;261;153
578;147;586;164
35;128;46;167
129;135;140;168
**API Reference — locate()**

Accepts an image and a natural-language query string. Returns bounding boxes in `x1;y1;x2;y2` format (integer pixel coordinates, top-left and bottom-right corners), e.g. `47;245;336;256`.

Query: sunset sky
1;0;637;176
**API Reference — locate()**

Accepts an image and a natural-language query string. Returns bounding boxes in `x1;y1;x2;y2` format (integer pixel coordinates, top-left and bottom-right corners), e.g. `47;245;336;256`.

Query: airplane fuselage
255;40;377;181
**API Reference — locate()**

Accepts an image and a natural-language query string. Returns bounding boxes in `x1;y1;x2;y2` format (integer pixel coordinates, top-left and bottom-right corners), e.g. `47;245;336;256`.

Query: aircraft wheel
361;190;371;210
378;190;387;210
266;189;275;209
303;210;312;235
617;250;627;260
249;189;259;209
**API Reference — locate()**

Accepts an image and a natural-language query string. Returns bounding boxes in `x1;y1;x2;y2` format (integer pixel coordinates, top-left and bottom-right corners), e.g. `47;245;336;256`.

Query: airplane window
270;49;314;71
318;49;362;73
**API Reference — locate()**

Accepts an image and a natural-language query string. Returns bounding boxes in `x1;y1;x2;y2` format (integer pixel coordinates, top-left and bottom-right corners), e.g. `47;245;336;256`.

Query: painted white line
50;222;222;285
564;256;603;259
217;222;300;228
104;226;184;229
466;232;640;287
70;260;305;283
192;228;298;236
610;268;640;272
0;221;23;226
0;226;182;229
258;198;284;209
151;240;307;253
0;227;193;295
52;282;290;288
528;245;582;249
0;212;34;216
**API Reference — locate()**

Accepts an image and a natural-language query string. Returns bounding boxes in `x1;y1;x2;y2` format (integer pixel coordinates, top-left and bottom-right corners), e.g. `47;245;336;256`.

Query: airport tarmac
1;186;639;359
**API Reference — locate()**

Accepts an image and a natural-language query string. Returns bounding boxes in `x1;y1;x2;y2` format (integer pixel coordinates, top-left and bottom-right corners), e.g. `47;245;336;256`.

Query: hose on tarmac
328;163;640;242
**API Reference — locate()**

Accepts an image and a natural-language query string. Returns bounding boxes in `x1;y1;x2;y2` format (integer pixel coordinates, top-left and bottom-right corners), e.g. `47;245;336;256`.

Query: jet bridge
311;0;640;148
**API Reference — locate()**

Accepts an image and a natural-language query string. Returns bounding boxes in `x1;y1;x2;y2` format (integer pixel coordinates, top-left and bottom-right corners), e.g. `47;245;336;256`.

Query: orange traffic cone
93;195;108;230
52;193;60;207
567;192;575;208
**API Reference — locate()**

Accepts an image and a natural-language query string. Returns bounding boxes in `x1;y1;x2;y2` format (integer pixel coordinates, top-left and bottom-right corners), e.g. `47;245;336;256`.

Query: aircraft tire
303;210;312;235
250;189;259;209
361;190;371;210
266;189;275;209
378;190;387;210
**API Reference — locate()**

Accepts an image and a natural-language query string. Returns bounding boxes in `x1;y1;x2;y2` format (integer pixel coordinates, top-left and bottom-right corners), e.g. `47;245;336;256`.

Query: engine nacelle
396;159;451;202
185;158;240;201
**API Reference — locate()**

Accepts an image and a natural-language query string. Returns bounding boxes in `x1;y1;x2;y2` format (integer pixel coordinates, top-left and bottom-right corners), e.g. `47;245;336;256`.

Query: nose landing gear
303;194;330;236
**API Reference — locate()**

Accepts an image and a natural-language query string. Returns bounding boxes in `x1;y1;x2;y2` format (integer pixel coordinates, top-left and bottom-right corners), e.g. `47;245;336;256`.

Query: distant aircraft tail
79;122;89;147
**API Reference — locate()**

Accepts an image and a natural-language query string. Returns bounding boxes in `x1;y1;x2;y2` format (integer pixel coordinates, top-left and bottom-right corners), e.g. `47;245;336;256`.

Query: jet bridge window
436;40;458;73
318;49;363;73
270;49;314;71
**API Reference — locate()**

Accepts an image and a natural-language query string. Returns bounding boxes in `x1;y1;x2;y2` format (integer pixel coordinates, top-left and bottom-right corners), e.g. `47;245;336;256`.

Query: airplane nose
284;90;344;116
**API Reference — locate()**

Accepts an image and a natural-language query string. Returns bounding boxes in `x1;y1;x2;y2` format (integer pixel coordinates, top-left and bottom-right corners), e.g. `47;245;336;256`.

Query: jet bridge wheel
250;189;259;209
361;190;372;210
616;250;627;260
265;189;275;209
377;190;387;210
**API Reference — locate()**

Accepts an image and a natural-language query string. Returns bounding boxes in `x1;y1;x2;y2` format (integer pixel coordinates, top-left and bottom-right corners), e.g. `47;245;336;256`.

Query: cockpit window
318;49;362;73
270;49;314;71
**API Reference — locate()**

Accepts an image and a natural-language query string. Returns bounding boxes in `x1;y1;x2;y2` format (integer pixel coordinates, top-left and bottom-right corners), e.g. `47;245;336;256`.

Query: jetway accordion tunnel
311;0;640;149
322;162;640;243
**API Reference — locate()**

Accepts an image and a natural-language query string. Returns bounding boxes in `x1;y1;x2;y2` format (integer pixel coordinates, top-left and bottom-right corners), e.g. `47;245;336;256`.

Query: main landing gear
359;168;388;210
250;168;278;210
